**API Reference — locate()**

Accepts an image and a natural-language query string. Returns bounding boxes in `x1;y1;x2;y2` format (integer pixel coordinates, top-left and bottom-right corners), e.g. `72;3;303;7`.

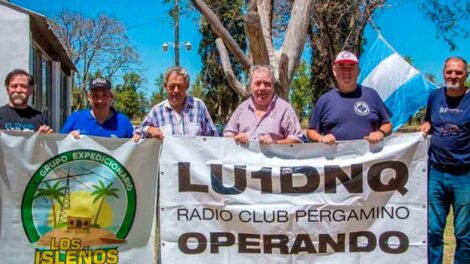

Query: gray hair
248;65;275;86
444;56;468;74
163;66;190;87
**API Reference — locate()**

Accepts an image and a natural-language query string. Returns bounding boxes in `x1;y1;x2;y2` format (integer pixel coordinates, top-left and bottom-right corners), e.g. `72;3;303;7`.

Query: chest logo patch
354;101;370;116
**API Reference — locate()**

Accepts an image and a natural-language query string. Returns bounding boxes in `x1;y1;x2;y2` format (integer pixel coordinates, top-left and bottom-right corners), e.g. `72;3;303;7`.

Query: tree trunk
51;200;57;228
94;198;105;225
192;0;251;71
215;39;247;97
191;0;314;101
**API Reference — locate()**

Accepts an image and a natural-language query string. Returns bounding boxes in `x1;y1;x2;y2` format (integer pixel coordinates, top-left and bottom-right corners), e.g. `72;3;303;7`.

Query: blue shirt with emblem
424;87;470;167
61;109;134;138
309;85;391;140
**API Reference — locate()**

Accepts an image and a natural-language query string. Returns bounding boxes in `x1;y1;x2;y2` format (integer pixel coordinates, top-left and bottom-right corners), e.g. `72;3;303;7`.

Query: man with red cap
307;50;392;144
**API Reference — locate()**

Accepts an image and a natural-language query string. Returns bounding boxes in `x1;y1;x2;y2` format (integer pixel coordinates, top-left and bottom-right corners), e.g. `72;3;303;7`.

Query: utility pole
163;0;191;64
174;0;180;66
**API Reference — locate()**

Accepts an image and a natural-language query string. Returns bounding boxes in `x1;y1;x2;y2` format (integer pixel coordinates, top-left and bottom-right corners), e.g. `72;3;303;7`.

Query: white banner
159;133;428;264
0;132;159;264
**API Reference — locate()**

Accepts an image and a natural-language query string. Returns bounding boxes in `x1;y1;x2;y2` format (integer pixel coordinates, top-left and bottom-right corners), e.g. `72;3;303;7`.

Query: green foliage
90;180;119;226
34;181;66;228
72;71;103;109
309;50;333;107
289;61;313;126
90;181;120;204
408;108;426;126
189;74;205;99
149;74;167;107
34;182;66;206
307;1;385;106
113;72;149;121
72;87;84;109
198;0;246;124
403;55;414;65
419;0;470;51
426;73;437;83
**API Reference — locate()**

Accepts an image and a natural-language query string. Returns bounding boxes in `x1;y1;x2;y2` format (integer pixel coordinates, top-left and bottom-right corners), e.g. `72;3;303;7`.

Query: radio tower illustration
37;166;113;225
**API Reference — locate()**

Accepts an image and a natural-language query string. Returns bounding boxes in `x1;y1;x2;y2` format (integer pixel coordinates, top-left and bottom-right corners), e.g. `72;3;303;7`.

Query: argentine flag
358;34;438;131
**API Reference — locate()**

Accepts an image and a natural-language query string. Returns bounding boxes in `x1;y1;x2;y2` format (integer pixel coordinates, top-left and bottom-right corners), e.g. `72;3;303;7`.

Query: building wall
0;4;74;131
0;5;30;106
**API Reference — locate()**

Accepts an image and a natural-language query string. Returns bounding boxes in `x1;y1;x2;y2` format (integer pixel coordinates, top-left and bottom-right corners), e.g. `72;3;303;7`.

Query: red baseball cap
335;51;358;64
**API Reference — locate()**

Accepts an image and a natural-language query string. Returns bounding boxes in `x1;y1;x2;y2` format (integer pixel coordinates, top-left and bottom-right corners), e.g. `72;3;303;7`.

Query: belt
430;162;470;175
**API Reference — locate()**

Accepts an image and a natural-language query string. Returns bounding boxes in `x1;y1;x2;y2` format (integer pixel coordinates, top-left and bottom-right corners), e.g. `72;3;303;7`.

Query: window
41;57;52;124
60;71;69;127
30;45;53;125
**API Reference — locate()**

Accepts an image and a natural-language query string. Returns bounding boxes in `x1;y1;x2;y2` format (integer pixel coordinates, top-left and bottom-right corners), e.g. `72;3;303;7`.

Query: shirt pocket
188;122;202;136
161;124;173;135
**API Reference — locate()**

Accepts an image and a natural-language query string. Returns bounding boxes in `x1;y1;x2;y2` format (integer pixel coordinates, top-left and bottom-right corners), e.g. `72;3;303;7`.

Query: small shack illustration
67;215;92;233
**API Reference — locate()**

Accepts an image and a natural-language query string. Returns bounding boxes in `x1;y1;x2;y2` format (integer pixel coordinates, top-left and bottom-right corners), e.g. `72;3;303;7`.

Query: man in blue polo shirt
420;56;470;264
307;50;392;144
61;77;134;138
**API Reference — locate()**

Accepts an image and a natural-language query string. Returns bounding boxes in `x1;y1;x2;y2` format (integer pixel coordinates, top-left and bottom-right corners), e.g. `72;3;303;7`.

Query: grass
398;126;456;263
443;212;456;264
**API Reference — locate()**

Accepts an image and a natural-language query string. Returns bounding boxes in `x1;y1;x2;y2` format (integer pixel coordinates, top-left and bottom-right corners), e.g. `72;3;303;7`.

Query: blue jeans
428;165;470;264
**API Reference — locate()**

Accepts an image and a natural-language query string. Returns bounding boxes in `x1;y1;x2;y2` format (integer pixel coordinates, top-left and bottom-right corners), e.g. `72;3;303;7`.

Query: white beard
446;83;462;90
10;93;27;105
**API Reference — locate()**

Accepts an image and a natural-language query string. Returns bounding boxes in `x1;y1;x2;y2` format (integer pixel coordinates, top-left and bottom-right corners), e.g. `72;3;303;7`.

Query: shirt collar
88;107;116;121
163;96;194;111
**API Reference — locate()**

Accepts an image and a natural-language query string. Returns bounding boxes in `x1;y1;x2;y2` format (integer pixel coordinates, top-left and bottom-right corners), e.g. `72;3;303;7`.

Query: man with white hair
224;65;303;144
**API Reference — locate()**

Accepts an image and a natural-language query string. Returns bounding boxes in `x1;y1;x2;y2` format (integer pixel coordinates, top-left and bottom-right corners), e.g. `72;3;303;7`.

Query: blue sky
12;0;470;96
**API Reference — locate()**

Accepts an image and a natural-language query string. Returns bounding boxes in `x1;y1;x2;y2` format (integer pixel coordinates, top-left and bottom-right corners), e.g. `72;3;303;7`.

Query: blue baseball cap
89;77;111;90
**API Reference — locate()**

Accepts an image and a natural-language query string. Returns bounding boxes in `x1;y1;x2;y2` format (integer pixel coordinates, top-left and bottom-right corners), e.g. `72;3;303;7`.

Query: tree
305;0;469;105
306;0;386;105
198;0;245;123
114;72;148;121
418;0;470;51
34;182;66;228
149;74;167;107
191;0;469;106
425;73;437;83
191;0;314;99
51;11;141;110
90;180;119;226
189;74;205;99
289;60;312;126
403;56;414;64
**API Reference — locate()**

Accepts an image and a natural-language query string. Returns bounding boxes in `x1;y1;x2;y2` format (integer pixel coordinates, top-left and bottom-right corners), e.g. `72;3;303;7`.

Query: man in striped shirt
134;67;217;140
